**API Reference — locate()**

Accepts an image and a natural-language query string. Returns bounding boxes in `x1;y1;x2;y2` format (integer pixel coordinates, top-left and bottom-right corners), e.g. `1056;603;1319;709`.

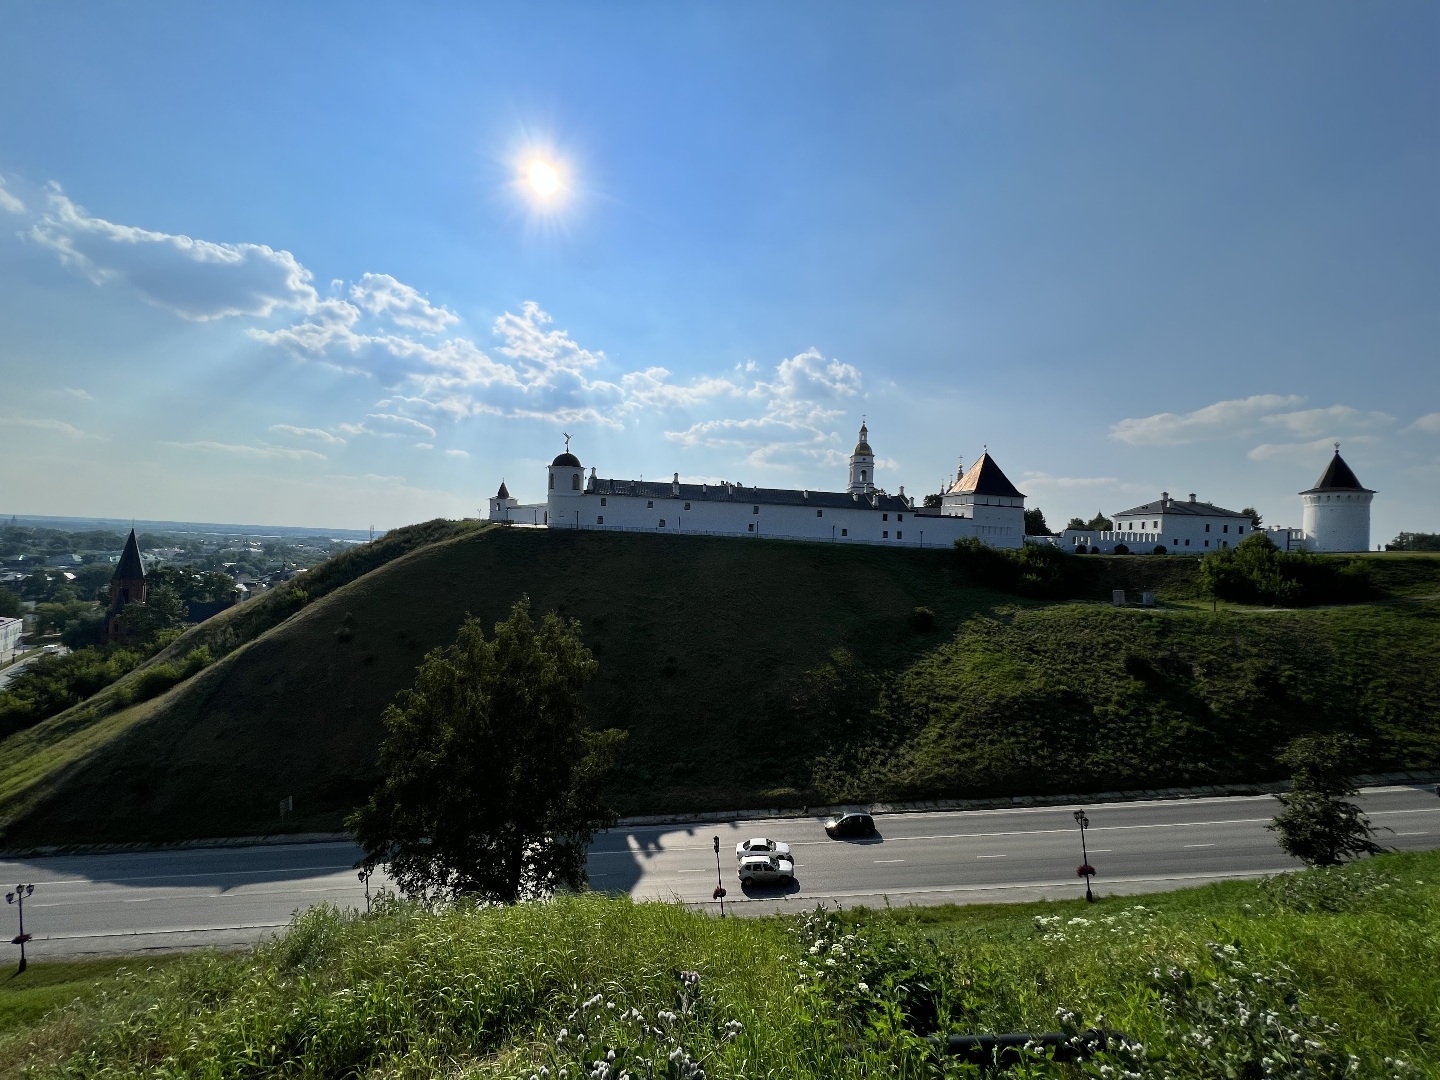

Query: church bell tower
848;422;875;494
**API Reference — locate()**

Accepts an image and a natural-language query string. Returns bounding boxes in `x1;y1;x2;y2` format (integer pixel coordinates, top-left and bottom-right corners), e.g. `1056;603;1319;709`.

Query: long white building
488;425;1027;549
1063;493;1255;554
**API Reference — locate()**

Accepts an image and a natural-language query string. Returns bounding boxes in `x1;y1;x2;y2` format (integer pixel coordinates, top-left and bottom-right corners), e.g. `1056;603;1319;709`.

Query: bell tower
848;421;875;494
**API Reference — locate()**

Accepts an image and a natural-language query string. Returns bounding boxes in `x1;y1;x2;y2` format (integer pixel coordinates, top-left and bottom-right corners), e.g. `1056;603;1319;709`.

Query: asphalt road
1;785;1436;958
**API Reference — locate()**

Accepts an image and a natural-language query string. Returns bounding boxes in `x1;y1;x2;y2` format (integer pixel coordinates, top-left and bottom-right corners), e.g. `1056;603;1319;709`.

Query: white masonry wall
550;490;998;548
1301;490;1372;552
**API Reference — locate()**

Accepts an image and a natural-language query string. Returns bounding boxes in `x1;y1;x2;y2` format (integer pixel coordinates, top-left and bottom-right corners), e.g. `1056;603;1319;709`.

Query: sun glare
526;159;562;199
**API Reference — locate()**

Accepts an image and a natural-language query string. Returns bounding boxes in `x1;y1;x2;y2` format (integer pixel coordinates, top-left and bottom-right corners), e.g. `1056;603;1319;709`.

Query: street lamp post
1073;811;1095;903
7;883;34;972
712;836;727;917
357;867;372;914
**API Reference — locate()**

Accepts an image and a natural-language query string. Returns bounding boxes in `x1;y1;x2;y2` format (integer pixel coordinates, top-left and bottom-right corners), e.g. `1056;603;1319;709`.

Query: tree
1023;507;1050;536
1268;733;1384;867
0;586;20;619
1241;506;1263;530
1085;512;1113;531
922;493;943;508
350;597;627;904
1389;532;1440;552
1064;517;1087;532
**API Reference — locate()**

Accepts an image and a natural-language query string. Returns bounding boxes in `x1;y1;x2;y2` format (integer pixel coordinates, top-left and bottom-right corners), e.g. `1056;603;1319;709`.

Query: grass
0;528;1436;846
1;851;1436;1077
0;955;189;1036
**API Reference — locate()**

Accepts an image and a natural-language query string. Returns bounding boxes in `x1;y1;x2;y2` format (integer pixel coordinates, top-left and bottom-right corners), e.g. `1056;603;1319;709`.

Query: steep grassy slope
0;528;1020;843
0;528;1435;846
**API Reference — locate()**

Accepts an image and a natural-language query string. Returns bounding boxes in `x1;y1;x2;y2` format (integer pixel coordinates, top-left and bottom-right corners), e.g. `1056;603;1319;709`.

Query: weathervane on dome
563;432;573;452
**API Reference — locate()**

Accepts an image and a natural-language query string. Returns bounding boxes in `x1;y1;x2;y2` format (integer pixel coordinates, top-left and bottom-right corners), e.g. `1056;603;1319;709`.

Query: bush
1152;544;1167;555
910;606;936;633
952;538;1083;599
1200;532;1373;606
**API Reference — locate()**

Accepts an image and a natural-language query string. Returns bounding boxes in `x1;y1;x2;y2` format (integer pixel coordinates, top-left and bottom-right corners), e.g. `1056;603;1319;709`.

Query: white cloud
28;185;318;321
415;442;434;450
1406;412;1440;435
664;348;863;471
161;440;326;461
1021;472;1125;489
444;449;470;458
349;273;458;333
268;424;346;445
0;178;24;215
1109;394;1305;446
1247;435;1379;462
1262;406;1394;438
0;415;96;439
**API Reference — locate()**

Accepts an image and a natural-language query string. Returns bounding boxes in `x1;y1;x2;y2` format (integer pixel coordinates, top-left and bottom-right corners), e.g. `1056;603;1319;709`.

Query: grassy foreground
2;852;1437;1077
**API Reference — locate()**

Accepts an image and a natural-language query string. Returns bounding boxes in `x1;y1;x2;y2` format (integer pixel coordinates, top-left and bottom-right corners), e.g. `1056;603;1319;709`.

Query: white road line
976;854;1008;859
1395;832;1428;836
873;859;906;864
1184;844;1215;849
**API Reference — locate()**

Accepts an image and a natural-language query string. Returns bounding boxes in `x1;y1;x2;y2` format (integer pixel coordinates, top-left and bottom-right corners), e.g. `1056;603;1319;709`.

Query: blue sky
1;3;1436;539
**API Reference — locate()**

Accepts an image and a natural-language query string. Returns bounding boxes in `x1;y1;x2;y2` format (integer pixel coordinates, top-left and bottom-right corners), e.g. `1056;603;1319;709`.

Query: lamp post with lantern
7;883;34;972
712;836;727;917
1073;811;1096;903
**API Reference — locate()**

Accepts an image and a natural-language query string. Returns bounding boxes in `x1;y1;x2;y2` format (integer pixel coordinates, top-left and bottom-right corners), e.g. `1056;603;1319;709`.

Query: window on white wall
647;500;654;509
882;513;888;521
752;505;759;514
684;502;691;510
817;509;823;517
897;531;903;540
883;530;889;538
898;514;904;522
600;497;607;506
659;520;666;528
597;516;604;525
841;528;848;536
747;523;755;532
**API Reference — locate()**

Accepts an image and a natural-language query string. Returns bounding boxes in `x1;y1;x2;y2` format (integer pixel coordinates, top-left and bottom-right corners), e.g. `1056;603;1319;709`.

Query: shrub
910;606;936;633
1152;544;1167;555
1200;532;1373;607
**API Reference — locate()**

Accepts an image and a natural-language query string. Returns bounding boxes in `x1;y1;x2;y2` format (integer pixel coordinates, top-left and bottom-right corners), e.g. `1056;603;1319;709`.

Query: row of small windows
589;497;906;522
1119;520;1245;535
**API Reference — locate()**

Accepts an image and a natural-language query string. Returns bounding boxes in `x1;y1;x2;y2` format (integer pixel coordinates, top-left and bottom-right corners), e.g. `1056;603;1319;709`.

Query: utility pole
712;836;727;917
7;884;34;972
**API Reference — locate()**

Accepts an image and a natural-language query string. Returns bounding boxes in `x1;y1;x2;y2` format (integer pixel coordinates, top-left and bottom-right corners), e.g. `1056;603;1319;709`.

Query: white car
737;854;795;886
735;837;792;862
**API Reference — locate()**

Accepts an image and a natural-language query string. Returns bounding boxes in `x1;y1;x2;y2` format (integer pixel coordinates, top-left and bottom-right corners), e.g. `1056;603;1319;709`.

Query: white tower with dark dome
848;422;876;494
1301;445;1374;552
546;435;586;528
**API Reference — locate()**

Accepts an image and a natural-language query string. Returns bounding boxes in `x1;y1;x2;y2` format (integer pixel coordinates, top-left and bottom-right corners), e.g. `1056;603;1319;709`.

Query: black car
824;812;877;839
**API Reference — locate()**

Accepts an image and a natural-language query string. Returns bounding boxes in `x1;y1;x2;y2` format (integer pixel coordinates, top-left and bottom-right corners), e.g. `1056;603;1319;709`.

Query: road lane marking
976;854;1007;858
0;865;358;887
873;859;906;863
1090;849;1113;853
594;799;1440;853
1396;832;1428;836
1184;844;1215;849
676;869;708;873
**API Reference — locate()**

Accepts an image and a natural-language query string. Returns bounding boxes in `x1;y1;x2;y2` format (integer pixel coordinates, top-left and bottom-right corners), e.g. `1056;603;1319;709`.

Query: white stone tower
1300;445;1374;552
848;421;876;494
546;435;586;529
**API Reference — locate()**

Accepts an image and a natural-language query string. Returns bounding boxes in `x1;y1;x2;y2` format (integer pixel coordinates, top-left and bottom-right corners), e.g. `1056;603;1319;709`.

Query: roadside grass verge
0;955;189;1036
3;851;1436;1077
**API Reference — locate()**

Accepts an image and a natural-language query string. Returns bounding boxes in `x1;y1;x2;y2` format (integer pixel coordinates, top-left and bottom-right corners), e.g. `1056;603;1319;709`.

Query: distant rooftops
586;477;912;512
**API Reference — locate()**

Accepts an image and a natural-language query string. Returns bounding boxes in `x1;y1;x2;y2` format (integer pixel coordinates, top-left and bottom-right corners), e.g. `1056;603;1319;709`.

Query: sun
525;159;562;199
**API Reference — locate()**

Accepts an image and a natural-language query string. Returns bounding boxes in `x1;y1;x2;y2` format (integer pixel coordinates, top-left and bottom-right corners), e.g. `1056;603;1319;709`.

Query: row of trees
1198;532;1371;607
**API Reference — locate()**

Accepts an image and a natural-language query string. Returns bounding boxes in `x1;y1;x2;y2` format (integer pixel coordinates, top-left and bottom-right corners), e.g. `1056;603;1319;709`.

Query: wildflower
857;981;869;993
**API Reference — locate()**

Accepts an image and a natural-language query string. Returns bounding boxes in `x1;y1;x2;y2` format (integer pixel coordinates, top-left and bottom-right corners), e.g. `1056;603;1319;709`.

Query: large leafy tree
1023;507;1050;536
350;597;626;904
1268;733;1384;867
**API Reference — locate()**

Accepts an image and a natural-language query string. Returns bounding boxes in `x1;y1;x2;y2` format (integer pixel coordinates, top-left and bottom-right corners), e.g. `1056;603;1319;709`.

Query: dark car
824;812;876;839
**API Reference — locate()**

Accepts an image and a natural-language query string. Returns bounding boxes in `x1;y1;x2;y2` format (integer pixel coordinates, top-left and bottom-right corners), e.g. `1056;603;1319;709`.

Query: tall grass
6;851;1437;1077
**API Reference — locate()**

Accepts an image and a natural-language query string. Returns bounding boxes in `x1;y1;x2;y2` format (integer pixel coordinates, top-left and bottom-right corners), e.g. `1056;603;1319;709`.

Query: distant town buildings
0;616;21;665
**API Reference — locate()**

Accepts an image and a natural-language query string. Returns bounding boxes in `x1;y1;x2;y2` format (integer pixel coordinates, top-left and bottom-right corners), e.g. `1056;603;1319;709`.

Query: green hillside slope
1;529;1435;846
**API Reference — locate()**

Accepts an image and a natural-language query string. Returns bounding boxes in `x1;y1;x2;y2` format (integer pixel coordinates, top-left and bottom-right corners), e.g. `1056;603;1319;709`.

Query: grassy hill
5;852;1439;1076
0;527;1436;846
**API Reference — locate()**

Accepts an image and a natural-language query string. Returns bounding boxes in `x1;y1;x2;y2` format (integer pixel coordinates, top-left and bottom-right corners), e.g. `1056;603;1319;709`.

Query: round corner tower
1300;445;1374;552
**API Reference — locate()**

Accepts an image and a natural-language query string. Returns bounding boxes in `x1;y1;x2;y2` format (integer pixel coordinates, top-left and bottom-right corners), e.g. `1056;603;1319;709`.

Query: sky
1;3;1436;540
